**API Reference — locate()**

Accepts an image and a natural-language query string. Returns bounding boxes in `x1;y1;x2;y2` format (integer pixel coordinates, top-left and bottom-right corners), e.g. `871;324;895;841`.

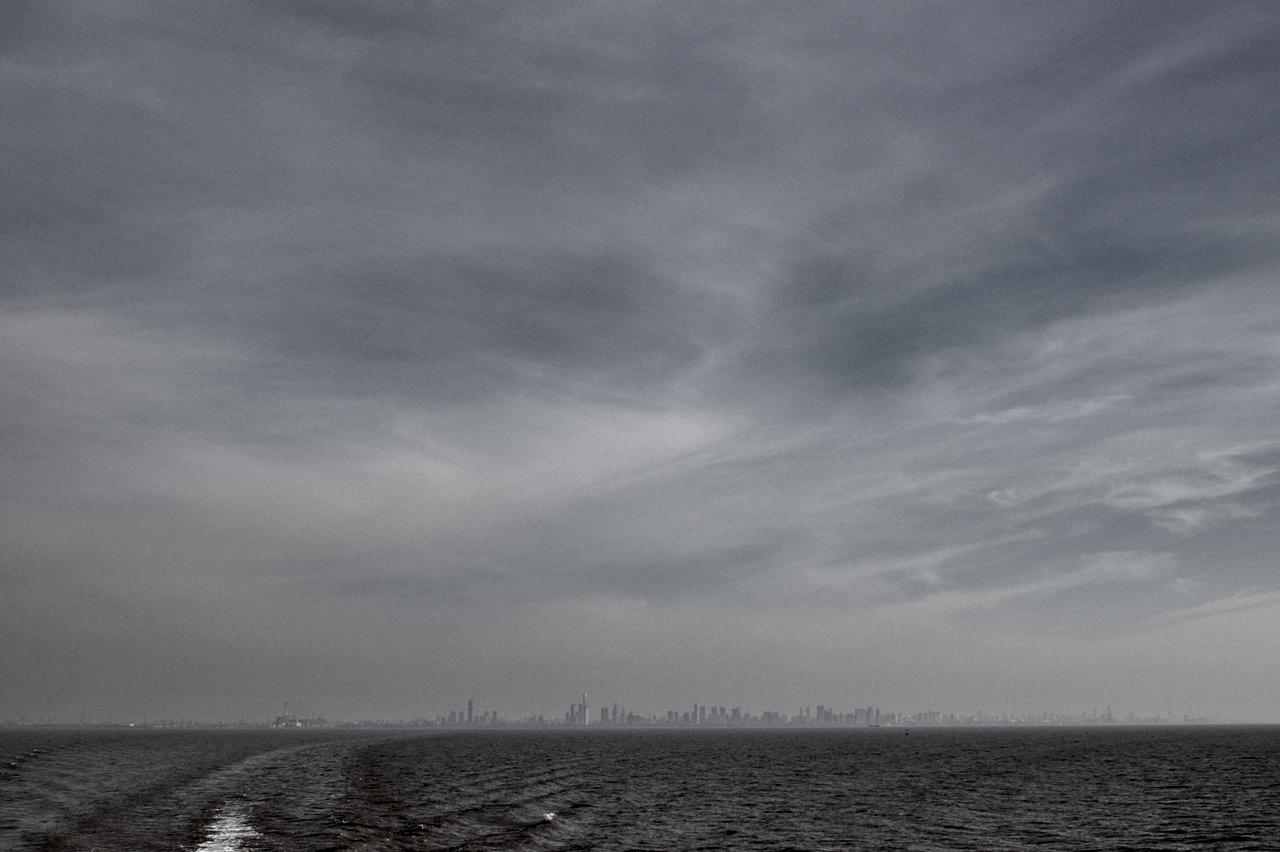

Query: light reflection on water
192;804;261;852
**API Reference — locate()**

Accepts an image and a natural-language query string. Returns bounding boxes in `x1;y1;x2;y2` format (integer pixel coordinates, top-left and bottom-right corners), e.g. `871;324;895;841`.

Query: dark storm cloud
0;1;745;403
3;2;1280;721
756;225;1268;394
741;3;1280;398
232;251;720;403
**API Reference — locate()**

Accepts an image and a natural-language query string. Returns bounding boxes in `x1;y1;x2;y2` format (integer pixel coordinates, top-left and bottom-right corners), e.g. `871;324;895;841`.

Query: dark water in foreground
1;726;1278;850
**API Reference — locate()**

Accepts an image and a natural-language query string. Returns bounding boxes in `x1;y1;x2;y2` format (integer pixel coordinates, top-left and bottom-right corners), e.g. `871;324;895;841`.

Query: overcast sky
3;2;1279;723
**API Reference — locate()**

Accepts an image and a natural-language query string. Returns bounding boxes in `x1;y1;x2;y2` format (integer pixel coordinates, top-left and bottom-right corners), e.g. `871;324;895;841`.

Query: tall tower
582;692;589;725
467;699;473;725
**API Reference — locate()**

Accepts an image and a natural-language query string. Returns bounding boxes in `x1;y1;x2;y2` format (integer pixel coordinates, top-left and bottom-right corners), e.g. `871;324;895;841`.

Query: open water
1;726;1278;850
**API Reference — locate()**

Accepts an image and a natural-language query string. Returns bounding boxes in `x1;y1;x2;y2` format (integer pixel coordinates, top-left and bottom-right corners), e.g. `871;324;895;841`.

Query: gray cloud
3;2;1280;722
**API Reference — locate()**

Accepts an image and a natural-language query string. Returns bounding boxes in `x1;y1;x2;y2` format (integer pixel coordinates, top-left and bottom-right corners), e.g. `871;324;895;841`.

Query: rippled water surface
2;726;1278;850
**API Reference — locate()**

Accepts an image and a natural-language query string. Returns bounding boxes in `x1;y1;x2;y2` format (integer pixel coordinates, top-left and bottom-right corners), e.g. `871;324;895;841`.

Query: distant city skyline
3;4;1279;724
0;689;1230;729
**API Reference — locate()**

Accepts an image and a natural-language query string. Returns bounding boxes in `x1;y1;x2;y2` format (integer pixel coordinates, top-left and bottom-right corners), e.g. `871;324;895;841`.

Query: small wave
193;804;262;852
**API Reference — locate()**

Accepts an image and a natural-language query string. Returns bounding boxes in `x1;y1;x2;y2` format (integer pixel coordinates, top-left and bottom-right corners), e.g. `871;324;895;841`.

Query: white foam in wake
193;804;262;851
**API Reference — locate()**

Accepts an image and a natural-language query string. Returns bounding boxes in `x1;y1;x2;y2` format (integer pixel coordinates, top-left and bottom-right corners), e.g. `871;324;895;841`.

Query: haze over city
3;3;1279;724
